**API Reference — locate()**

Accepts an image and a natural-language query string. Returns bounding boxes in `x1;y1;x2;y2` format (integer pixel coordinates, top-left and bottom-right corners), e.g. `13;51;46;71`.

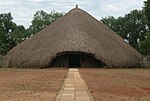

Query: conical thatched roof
2;7;143;68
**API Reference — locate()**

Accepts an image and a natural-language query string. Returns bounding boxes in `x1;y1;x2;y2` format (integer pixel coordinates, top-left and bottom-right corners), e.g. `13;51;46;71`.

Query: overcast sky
0;0;145;28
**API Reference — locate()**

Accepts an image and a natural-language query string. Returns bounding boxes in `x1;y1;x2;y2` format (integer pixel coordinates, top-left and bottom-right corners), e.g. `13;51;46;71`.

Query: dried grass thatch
2;7;143;68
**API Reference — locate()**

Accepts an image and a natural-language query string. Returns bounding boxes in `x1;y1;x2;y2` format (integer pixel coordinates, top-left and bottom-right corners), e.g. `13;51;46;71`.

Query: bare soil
0;68;67;101
79;68;150;101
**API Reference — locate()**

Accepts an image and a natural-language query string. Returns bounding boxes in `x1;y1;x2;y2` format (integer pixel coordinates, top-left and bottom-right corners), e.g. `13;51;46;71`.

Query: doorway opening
49;52;106;68
69;54;80;67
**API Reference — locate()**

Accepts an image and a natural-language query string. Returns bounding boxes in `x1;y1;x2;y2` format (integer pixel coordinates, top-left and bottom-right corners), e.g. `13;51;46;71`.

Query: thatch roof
2;7;143;68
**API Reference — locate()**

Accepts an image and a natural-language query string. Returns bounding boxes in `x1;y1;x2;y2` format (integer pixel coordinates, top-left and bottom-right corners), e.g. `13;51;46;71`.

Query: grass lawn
79;68;150;101
0;68;68;101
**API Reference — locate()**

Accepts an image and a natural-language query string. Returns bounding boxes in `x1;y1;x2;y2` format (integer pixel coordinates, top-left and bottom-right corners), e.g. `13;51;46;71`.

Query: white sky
0;0;145;28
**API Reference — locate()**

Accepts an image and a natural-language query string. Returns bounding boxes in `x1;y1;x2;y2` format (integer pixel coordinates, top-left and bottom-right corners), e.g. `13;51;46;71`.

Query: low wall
140;56;150;68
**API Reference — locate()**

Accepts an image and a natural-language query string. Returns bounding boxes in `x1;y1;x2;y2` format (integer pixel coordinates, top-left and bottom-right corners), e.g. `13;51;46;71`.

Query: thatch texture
2;7;143;68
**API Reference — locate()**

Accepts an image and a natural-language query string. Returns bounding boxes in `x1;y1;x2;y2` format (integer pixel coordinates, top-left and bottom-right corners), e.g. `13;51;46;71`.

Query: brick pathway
56;68;94;101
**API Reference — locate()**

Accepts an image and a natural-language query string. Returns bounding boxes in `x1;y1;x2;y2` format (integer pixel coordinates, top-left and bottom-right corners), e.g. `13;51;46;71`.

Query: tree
124;10;147;49
101;16;127;39
0;13;16;55
144;0;150;30
0;13;26;55
11;25;26;44
29;10;64;36
140;32;150;55
101;16;117;31
101;10;148;50
139;0;150;55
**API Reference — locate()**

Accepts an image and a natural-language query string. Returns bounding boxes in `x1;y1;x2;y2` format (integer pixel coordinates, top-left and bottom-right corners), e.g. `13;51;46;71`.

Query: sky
0;0;145;28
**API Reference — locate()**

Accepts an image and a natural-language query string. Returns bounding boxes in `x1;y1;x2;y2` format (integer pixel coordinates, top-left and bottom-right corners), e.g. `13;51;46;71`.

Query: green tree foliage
11;25;26;44
29;10;63;35
101;16;117;33
101;16;127;39
124;10;147;49
140;32;150;55
0;13;26;55
101;10;148;51
142;0;150;55
144;0;150;30
0;13;16;55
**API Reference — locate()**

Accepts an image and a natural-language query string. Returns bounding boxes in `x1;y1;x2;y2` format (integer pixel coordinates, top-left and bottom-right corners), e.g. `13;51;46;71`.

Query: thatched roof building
2;7;143;68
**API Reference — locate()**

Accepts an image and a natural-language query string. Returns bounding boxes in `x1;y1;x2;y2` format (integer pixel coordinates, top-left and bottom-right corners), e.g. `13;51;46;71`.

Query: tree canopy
0;13;26;55
29;10;63;36
101;10;148;51
144;0;150;30
141;0;150;55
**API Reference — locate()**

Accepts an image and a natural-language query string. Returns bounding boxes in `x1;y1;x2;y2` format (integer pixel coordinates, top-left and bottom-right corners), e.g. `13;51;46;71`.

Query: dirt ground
79;68;150;101
0;68;67;101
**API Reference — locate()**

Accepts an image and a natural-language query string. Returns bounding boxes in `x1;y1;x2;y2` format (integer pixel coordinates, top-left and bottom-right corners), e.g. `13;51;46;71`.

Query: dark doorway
69;54;80;67
49;52;106;68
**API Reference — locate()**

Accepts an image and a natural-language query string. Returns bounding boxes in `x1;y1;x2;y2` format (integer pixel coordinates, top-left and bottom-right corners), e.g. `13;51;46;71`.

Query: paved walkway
56;68;94;101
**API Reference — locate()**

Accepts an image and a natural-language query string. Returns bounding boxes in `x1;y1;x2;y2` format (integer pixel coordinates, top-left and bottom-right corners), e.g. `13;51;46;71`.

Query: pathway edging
55;68;94;101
